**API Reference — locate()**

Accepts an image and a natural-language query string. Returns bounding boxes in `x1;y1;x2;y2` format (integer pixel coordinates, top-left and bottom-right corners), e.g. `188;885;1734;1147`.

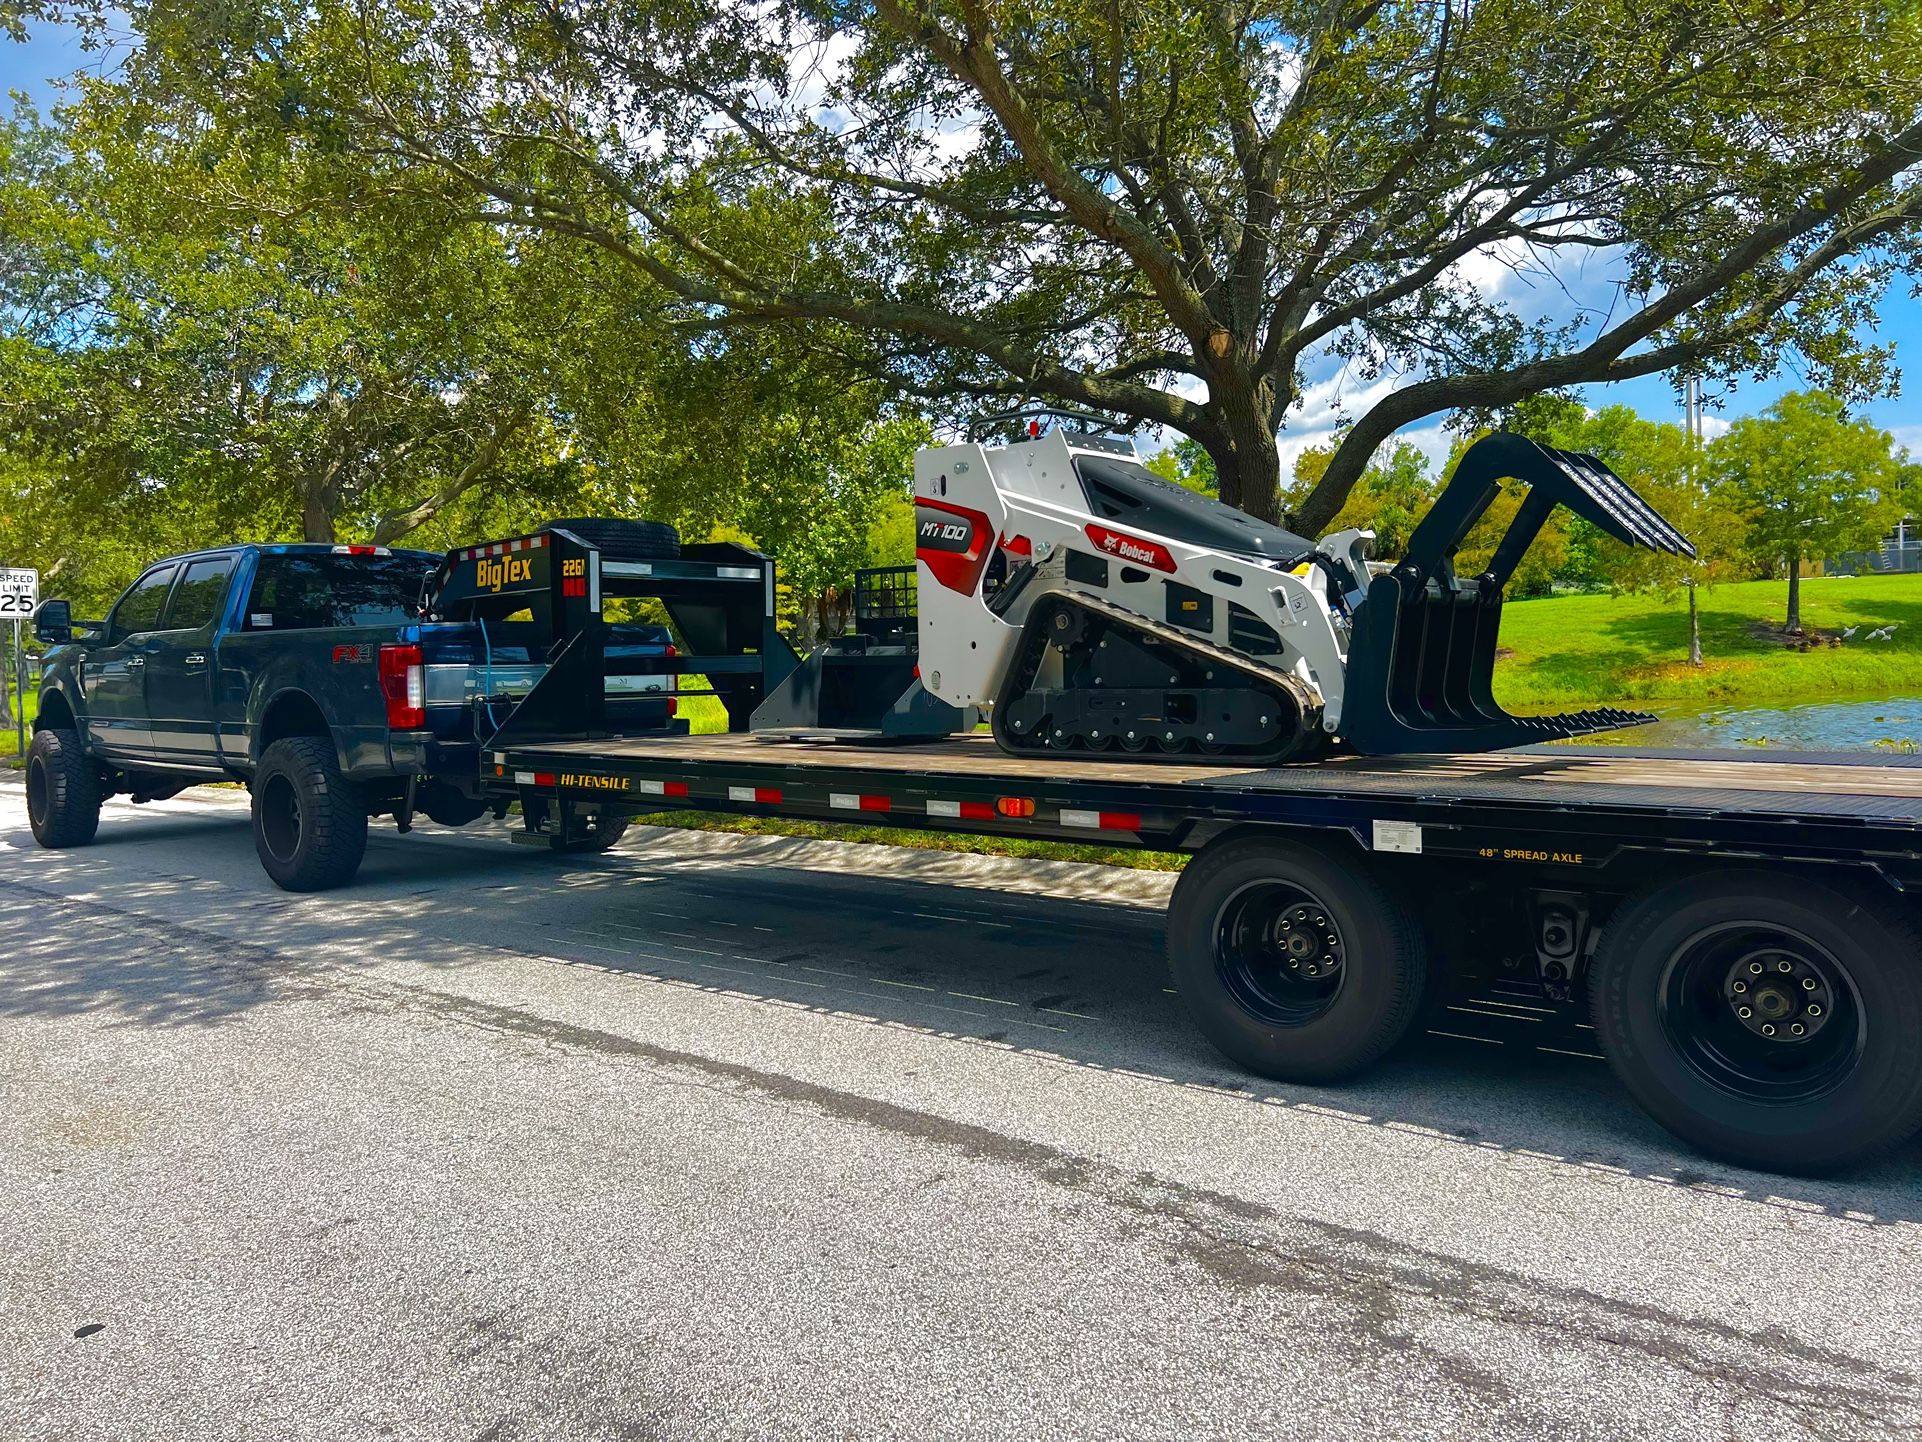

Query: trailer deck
490;732;1922;881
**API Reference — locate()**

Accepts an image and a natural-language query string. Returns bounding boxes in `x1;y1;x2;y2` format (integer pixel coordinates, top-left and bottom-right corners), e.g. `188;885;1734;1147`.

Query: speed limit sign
0;568;37;619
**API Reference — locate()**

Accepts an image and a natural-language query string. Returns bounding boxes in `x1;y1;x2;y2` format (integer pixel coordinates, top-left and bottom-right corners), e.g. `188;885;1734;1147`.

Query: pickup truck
25;529;679;890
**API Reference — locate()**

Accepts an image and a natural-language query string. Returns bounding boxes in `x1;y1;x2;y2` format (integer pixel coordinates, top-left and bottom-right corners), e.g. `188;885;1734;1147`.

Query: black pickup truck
25;531;679;889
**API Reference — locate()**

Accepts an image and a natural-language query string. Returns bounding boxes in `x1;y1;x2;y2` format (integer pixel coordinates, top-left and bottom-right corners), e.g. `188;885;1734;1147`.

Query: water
1567;696;1922;753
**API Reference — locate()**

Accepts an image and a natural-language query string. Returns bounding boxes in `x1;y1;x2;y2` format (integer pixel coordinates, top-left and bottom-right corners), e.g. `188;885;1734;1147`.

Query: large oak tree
64;0;1921;528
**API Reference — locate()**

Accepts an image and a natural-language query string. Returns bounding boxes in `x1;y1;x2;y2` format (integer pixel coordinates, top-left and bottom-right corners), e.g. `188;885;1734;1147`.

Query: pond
1563;695;1922;753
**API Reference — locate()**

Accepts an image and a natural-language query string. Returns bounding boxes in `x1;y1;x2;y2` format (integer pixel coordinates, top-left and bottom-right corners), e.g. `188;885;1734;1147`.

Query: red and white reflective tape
512;770;558;787
728;785;782;805
457;533;549;562
830;792;892;813
635;779;690;798
1060;808;1143;832
926;798;994;821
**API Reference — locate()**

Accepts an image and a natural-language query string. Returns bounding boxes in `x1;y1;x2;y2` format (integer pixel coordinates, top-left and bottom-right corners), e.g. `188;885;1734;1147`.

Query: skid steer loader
753;426;1691;762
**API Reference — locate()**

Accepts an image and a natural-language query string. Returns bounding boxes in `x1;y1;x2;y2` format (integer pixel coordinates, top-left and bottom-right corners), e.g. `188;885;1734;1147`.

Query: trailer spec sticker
1478;844;1586;865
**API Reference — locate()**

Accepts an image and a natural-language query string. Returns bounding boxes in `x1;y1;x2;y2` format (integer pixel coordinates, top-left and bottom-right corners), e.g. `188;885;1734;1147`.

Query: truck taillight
665;642;678;717
379;644;426;730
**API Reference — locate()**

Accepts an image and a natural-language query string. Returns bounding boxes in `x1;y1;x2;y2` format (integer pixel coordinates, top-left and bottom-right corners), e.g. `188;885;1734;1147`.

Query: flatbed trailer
448;524;1922;1176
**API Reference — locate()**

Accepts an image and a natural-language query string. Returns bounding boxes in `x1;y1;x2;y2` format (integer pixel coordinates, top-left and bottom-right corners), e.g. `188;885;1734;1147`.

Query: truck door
145;553;238;767
79;562;178;762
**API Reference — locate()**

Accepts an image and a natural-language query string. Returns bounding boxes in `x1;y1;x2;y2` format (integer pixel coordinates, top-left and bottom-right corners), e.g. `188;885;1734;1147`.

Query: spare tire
543;517;680;562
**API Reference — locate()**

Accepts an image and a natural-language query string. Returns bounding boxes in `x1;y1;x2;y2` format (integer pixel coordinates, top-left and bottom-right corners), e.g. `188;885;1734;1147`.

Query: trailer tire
25;727;102;849
251;737;369;892
1167;837;1426;1083
1591;870;1922;1174
542;517;680;563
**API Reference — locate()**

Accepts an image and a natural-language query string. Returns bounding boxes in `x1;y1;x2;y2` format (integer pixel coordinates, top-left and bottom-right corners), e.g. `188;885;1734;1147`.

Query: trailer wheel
1167;837;1426;1082
1591;870;1922;1173
25;727;102;849
251;737;369;892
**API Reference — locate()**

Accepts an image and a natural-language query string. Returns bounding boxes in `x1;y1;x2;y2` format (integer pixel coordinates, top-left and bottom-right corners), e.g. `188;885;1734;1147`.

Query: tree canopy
68;0;1922;527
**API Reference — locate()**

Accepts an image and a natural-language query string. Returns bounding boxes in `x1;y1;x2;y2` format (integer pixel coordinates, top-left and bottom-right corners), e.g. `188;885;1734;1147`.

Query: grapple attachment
1338;432;1694;755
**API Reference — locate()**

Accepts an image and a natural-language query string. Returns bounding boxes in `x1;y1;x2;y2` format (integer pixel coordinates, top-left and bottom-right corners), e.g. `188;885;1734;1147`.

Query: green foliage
97;0;1922;526
1143;438;1218;495
1709;392;1907;629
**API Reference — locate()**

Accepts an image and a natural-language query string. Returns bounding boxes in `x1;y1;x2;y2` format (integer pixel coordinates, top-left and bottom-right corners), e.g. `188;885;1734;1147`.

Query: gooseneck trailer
440;521;1922;1176
25;475;1922;1175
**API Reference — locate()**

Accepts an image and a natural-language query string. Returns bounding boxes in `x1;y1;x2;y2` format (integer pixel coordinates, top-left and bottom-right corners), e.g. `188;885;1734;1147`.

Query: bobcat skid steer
894;427;1693;763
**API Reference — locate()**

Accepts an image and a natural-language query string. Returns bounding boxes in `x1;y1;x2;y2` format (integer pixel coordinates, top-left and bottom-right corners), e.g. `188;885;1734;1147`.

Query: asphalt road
4;780;1921;1441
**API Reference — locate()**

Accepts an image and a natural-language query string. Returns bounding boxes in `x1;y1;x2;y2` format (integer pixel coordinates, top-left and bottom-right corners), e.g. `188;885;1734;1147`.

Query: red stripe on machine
729;786;782;805
1083;524;1176;573
533;772;556;788
635;779;690;798
831;793;893;813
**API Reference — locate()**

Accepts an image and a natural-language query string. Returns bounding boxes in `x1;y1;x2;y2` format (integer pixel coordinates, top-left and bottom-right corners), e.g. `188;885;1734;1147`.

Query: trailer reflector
514;771;535;785
729;785;782;805
1061;809;1143;832
995;796;1036;818
635;779;690;798
926;799;995;821
830;792;893;813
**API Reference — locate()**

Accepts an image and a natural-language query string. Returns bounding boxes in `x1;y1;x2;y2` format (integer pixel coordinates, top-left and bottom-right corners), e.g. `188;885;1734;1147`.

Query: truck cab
26;536;680;888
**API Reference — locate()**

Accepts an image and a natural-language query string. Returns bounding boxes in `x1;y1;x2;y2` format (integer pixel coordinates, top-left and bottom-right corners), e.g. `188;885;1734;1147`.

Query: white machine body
912;431;1369;731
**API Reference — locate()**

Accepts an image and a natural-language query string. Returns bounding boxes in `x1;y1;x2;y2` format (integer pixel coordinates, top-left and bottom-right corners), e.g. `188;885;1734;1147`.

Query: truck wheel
251;737;369;892
542;517;680;562
1167;837;1426;1082
25;727;102;848
1590;870;1922;1173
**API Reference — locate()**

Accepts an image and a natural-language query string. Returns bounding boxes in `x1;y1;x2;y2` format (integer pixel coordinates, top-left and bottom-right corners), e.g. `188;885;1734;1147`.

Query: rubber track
990;589;1324;766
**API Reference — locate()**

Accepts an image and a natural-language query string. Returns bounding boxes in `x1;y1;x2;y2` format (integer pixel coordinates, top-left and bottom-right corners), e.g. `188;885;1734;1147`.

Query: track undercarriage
990;591;1327;765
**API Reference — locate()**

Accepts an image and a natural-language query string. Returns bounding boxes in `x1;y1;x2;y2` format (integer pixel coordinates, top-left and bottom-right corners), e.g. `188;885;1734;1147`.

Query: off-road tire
25;727;102;848
251;737;369;892
542;517;680;563
1167;836;1427;1082
1591;869;1922;1174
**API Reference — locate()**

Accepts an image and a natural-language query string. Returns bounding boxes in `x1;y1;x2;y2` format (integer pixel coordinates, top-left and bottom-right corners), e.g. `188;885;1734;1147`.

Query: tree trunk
1687;580;1702;666
1199;383;1283;523
1785;550;1802;633
302;489;337;544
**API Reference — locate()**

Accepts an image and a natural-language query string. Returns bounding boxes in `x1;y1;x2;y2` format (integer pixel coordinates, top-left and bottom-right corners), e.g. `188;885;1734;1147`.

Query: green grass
2;686;34;762
1491;572;1922;708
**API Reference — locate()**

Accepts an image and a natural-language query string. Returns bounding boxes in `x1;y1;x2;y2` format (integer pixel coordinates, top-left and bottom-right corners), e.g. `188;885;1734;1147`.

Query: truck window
244;553;433;630
160;555;238;631
107;565;179;643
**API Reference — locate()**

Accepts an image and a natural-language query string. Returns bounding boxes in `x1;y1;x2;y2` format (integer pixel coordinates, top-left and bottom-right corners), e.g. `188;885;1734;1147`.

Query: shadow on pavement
3;796;1919;1230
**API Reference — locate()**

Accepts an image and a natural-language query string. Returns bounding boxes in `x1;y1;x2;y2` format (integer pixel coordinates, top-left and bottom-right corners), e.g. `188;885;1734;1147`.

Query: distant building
1832;518;1920;575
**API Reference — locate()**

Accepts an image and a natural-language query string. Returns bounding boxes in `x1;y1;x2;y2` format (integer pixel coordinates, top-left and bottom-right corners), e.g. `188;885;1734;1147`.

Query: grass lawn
1;685;34;761
1490;572;1922;708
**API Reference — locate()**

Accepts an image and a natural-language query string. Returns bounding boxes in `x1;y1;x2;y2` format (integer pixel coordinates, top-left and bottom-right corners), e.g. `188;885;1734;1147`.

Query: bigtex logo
476;555;534;592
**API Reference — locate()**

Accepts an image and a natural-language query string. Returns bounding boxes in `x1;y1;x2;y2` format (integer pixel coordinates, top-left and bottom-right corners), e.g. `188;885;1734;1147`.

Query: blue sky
6;23;1919;469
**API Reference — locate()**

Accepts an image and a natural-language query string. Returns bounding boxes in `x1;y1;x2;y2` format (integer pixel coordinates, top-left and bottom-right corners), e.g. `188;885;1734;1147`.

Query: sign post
1;568;39;757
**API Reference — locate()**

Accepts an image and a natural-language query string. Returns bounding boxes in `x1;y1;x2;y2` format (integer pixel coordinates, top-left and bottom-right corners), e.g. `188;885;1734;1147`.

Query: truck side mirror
34;599;72;645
